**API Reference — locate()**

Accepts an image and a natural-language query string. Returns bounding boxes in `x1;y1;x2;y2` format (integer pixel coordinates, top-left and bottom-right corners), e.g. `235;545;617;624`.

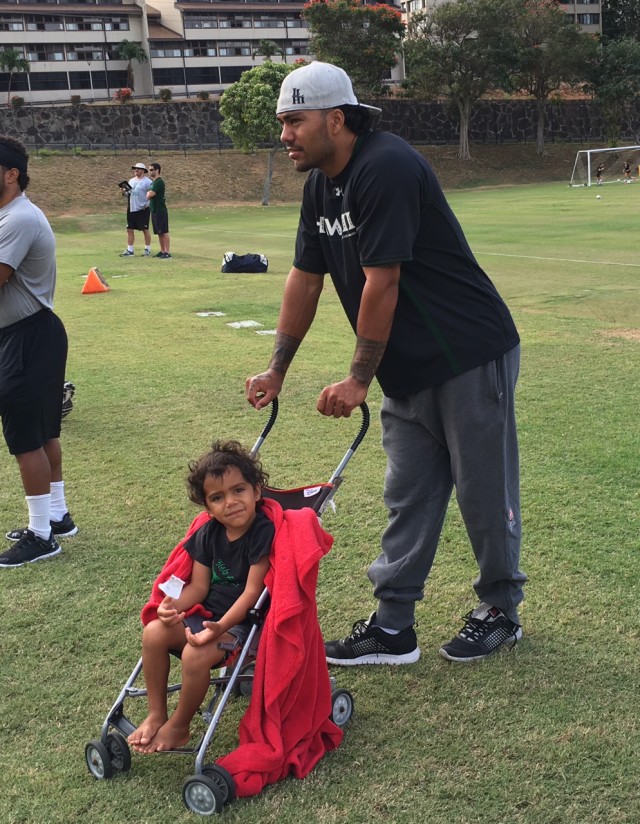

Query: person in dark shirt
147;162;171;258
129;440;273;753
246;62;526;666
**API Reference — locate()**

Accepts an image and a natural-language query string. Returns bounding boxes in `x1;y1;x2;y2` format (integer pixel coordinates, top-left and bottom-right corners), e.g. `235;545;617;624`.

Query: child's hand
157;596;185;626
185;625;218;647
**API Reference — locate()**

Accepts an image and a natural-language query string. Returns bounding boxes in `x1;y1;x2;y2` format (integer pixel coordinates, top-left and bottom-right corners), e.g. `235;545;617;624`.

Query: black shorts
151;210;169;236
0;309;67;455
127;208;150;231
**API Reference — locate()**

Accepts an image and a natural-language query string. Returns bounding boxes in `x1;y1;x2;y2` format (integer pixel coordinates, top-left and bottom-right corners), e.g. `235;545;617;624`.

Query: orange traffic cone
82;267;110;295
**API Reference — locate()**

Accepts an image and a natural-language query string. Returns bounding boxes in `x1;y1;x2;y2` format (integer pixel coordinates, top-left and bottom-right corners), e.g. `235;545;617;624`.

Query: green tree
114;40;148;91
587;37;640;145
219;62;295;205
602;0;640;42
303;0;405;97
252;40;286;62
512;0;598;155
404;0;519;160
0;47;30;105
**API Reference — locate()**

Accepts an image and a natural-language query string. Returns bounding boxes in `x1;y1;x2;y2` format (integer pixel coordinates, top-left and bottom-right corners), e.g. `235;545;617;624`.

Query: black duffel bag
221;252;268;273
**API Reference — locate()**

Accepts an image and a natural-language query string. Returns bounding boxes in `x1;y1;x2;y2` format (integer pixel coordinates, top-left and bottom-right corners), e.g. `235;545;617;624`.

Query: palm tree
114;40;148;91
0;47;30;105
252;40;286;63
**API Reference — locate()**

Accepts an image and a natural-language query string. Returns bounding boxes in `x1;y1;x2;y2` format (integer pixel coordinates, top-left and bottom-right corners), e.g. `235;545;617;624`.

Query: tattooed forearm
268;332;303;375
350;336;387;387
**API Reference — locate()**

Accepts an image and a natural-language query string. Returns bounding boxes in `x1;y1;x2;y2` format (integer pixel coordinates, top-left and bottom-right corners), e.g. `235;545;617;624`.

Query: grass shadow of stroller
85;399;370;815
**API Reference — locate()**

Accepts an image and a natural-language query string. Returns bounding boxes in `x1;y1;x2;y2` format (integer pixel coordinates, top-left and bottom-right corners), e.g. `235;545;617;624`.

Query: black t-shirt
294;131;520;397
184;508;274;618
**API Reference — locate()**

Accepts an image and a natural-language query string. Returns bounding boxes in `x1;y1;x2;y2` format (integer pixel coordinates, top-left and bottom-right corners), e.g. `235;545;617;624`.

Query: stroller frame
85;400;370;816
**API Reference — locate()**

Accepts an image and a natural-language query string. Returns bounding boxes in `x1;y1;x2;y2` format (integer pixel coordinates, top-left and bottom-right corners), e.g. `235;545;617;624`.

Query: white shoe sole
0;545;62;568
439;629;522;663
326;647;420;666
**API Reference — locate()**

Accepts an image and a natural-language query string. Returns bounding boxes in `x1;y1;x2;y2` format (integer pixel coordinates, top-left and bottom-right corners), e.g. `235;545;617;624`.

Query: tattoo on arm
350;336;387;387
268;332;302;375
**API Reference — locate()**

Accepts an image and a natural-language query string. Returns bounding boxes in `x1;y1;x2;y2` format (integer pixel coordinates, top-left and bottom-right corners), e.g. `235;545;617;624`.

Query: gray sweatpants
370;345;526;629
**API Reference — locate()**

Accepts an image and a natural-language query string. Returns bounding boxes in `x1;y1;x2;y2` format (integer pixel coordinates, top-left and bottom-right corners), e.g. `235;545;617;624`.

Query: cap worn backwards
276;62;381;117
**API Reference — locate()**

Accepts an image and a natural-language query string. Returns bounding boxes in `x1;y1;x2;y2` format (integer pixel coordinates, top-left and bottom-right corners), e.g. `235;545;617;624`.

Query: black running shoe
0;530;61;568
439;603;522;663
6;512;78;542
325;612;420;666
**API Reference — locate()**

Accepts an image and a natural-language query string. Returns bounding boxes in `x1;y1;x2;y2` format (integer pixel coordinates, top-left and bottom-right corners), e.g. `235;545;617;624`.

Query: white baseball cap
131;162;148;171
277;62;381;116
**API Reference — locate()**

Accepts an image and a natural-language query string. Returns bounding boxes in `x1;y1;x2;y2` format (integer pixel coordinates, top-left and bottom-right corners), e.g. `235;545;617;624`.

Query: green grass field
1;180;639;824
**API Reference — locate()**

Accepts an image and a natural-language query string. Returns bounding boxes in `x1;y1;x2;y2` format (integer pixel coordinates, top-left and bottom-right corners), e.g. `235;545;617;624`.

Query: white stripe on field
480;252;640;268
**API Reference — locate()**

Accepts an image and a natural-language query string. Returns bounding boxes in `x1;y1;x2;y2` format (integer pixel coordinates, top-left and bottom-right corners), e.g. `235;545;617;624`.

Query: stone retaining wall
0;98;638;150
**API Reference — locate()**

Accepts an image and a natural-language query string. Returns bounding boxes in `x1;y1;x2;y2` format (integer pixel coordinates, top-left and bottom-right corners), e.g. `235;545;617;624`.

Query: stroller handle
251;397;279;455
251;399;369;464
327;402;369;484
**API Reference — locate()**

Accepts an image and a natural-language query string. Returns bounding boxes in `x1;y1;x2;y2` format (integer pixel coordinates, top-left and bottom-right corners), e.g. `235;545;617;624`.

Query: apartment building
0;0;312;103
402;0;602;35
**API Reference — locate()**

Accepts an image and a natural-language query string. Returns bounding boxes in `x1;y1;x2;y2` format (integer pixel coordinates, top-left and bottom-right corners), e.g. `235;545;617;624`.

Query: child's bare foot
128;714;167;752
144;718;191;753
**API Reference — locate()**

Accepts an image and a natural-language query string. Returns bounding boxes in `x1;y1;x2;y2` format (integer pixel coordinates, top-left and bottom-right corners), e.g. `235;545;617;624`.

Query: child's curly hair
186;440;269;507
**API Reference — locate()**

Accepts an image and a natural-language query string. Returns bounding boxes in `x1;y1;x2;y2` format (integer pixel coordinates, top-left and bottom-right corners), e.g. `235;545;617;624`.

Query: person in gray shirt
0;135;78;568
120;162;152;257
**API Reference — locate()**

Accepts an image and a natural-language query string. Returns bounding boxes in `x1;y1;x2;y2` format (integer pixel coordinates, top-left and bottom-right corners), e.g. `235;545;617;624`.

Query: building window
183;41;218;57
184;15;217;28
0;73;30;93
0;16;24;31
66;45;106;61
254;16;286;27
153;67;187;85
25;14;64;32
150;42;183;58
185;66;220;85
285;40;309;55
26;44;66;61
220;65;250;83
69;70;92;89
218;41;251;56
218;15;252;28
29;71;69;90
576;12;600;23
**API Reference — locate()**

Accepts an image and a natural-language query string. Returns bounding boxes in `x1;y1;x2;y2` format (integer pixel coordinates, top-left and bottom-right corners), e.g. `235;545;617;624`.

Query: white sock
145;245;151;252
128;245;134;253
50;481;68;521
26;494;52;539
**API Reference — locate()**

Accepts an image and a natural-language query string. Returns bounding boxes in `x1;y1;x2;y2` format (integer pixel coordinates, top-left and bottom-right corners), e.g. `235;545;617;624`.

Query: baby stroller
85;399;370;816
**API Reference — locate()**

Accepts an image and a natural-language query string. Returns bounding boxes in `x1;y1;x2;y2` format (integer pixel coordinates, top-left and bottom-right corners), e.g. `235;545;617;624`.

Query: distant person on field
0;135;78;569
623;161;632;183
120;162;152;256
596;163;604;185
147;163;171;259
246;62;526;665
128;440;273;753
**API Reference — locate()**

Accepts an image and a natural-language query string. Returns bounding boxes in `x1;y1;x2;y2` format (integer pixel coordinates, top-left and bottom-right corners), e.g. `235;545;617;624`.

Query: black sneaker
6;512;78;542
325;612;420;666
0;530;61;568
439;603;522;663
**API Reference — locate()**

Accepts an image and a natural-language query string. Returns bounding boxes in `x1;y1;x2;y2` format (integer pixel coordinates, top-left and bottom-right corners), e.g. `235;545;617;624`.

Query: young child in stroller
128;440;273;754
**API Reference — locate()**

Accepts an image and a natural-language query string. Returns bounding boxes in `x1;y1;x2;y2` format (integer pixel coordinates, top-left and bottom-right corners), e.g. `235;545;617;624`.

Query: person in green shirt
147;163;171;259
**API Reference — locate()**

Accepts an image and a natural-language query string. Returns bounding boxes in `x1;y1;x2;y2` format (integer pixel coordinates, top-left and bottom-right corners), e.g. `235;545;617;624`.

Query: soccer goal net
569;146;640;187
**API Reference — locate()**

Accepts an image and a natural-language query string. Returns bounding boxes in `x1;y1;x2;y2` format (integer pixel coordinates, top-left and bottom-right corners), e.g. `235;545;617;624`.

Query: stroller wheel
203;764;236;805
85;739;114;780
183;774;225;816
106;731;132;773
330;689;354;728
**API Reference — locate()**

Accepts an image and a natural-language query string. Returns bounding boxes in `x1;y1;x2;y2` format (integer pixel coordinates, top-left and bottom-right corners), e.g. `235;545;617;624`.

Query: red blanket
140;511;213;626
217;497;344;796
